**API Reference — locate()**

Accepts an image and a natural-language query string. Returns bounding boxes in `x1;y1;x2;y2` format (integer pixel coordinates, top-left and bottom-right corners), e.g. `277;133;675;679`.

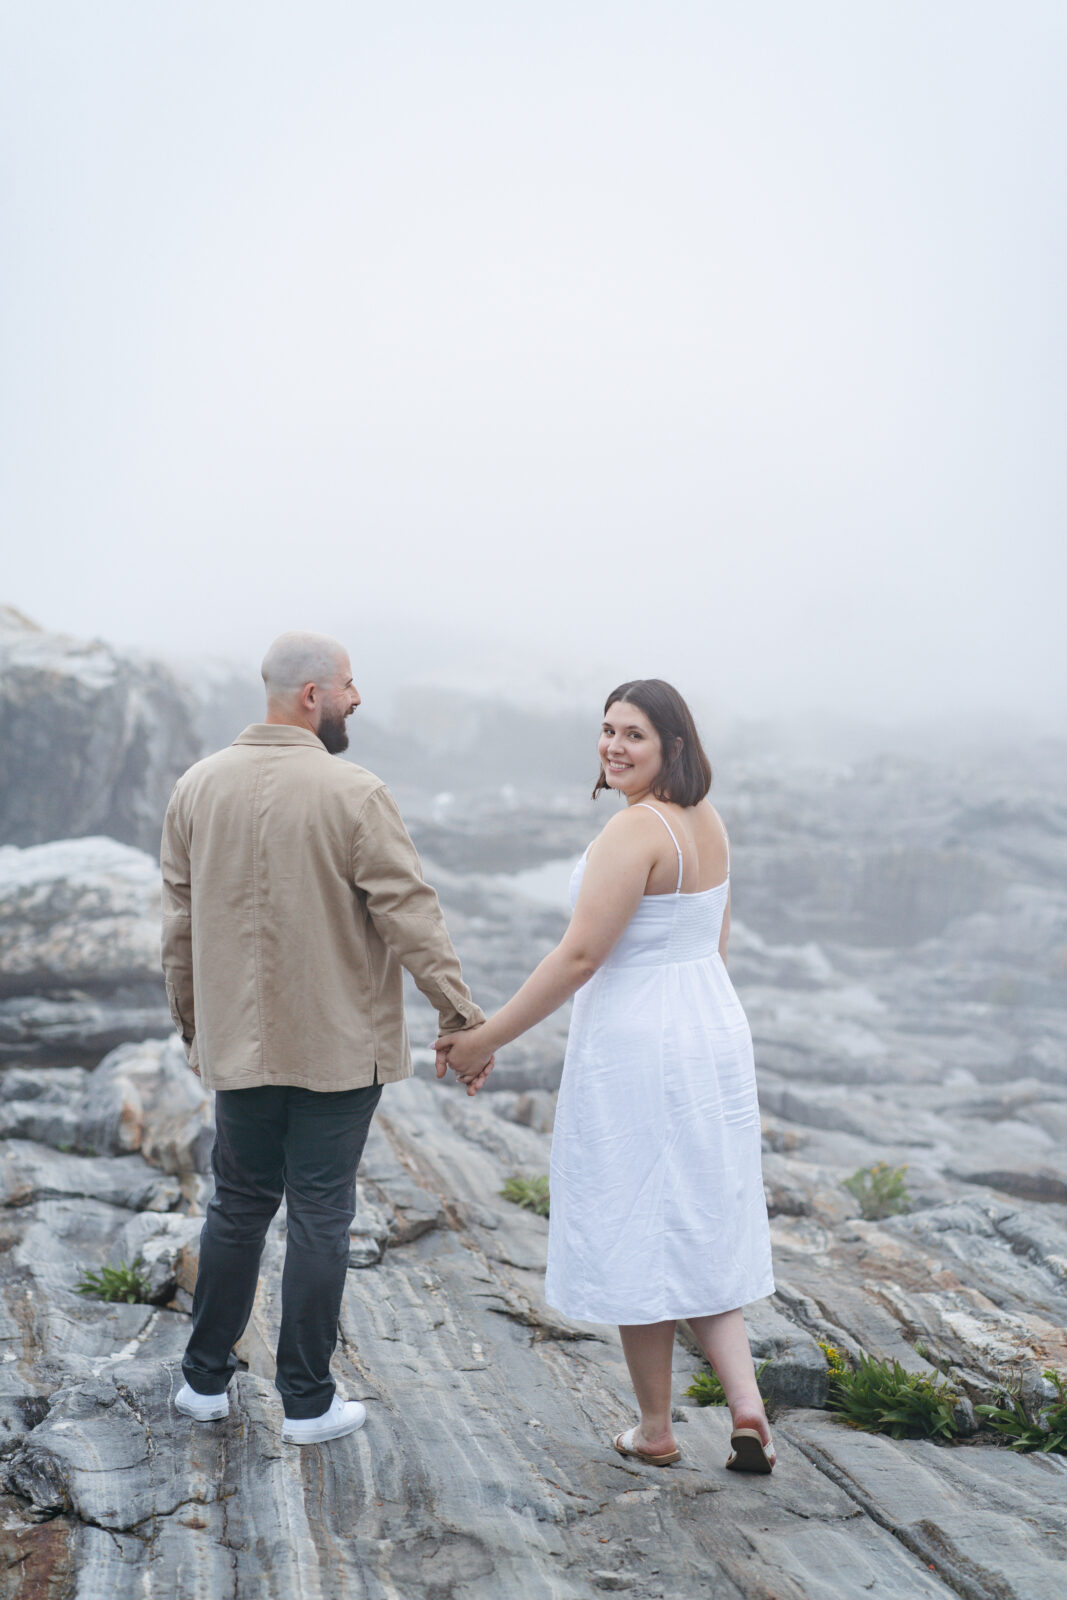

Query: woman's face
598;700;664;799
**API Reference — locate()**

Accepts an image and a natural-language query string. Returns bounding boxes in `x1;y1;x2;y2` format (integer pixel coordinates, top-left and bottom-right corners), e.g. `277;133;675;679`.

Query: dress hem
544;1277;776;1328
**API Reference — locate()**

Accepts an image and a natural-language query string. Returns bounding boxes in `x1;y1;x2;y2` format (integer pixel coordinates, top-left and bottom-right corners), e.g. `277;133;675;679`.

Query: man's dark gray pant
181;1081;382;1419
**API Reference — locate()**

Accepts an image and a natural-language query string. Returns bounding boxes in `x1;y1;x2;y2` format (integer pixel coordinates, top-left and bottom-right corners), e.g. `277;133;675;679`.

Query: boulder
0;608;199;854
82;1038;214;1175
0;837;162;998
0;991;171;1066
0;836;171;1067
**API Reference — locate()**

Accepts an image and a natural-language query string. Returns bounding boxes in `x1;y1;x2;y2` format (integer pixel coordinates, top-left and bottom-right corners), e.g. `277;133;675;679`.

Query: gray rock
946;1165;1067;1204
0;835;162;996
0;608;199;854
0;1066;89;1102
3;1073;1067;1598
348;1183;392;1267
489;1088;557;1134
0;990;171;1064
108;1212;204;1301
81;1037;214;1174
782;1410;1067;1600
0;1141;180;1212
743;1298;831;1408
0;1096;85;1148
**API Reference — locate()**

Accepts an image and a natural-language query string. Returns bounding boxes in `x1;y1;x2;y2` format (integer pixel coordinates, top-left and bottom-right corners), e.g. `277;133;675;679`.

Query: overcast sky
1;1;1064;727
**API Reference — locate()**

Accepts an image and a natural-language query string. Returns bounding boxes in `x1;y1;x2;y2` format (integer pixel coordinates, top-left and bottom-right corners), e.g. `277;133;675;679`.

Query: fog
1;1;1064;730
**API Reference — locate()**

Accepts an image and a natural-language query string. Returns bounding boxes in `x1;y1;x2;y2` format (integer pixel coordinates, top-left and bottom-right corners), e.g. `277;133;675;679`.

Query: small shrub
501;1175;550;1217
686;1361;768;1407
826;1351;959;1440
818;1340;849;1379
75;1257;152;1305
842;1162;911;1221
976;1370;1067;1453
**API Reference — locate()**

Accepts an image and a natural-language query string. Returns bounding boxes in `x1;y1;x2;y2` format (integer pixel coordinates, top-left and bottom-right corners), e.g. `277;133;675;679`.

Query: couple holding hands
161;632;775;1473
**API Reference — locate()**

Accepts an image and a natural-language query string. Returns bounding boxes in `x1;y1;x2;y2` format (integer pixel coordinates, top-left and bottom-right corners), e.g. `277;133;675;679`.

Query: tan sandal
726;1427;776;1473
613;1426;681;1467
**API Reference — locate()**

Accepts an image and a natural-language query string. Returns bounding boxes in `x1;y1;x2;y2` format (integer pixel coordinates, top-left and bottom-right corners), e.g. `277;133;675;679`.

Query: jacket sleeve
349;785;485;1034
160;785;197;1057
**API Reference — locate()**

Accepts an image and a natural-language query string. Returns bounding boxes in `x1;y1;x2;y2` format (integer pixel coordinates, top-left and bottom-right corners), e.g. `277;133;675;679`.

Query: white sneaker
174;1382;230;1422
281;1395;366;1446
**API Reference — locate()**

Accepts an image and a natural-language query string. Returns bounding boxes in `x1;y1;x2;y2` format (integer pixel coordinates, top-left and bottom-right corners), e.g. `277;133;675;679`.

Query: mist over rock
0;608;199;853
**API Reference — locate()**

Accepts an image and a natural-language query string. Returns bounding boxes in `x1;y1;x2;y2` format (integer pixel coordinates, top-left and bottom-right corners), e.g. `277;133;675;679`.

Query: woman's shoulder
588;803;672;858
598;802;674;837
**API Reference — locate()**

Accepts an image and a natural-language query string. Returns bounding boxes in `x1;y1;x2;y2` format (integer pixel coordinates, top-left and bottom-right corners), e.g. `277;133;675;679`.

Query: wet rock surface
1;711;1066;1595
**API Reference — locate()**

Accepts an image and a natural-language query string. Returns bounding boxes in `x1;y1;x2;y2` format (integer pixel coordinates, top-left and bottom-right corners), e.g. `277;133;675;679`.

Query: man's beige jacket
160;724;483;1092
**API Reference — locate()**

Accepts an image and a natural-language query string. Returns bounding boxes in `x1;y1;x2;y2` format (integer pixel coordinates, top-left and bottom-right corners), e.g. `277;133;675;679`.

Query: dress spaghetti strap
635;803;684;893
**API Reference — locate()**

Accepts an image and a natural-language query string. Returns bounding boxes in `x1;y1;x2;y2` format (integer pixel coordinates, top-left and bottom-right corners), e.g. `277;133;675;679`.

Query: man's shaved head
260;631;360;752
261;632;349;697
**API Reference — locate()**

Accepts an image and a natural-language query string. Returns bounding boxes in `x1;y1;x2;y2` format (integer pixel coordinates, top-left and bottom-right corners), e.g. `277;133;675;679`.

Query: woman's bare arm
439;808;666;1074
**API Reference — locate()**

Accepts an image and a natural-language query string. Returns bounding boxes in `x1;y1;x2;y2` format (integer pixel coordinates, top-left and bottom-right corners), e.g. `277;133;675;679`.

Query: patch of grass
75;1257;152;1305
825;1350;959;1440
976;1370;1067;1453
842;1162;911;1221
500;1175;550;1217
685;1361;769;1407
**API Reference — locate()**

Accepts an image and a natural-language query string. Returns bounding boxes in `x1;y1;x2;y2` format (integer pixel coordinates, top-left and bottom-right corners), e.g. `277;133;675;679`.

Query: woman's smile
598;700;664;799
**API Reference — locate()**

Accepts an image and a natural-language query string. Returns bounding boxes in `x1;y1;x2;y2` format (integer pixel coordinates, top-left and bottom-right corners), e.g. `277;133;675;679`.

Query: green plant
842;1162;911;1221
976;1370;1067;1453
818;1340;849;1379
500;1175;550;1217
826;1351;959;1440
75;1257;152;1305
686;1361;768;1407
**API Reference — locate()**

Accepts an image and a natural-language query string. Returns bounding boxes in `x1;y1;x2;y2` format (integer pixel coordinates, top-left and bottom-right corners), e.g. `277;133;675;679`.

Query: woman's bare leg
617;1320;678;1454
687;1309;772;1446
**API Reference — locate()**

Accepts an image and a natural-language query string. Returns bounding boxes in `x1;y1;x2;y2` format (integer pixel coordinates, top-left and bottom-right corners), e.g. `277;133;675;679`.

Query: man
161;631;490;1445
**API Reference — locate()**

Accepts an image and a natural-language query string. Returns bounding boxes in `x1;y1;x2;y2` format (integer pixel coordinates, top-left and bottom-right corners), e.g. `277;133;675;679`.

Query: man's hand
435;1024;495;1095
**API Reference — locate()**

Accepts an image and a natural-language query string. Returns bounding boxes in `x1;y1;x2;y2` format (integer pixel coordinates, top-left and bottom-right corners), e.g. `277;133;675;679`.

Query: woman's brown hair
593;679;712;807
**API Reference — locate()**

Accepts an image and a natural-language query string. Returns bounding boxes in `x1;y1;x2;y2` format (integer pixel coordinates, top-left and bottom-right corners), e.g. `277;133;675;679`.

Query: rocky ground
2;618;1066;1596
0;740;1065;1597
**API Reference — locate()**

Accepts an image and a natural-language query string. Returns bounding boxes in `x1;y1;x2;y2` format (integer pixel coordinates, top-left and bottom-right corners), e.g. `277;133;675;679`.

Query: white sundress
544;804;775;1326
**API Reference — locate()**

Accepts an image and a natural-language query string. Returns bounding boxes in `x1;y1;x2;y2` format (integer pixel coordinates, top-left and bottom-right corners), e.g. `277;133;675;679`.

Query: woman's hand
435;1024;495;1094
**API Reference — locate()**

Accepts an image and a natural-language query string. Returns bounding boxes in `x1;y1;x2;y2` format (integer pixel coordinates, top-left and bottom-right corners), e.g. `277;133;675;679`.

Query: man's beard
317;711;349;754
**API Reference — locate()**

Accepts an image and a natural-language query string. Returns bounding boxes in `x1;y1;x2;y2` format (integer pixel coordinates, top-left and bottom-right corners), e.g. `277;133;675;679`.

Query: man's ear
299;681;318;713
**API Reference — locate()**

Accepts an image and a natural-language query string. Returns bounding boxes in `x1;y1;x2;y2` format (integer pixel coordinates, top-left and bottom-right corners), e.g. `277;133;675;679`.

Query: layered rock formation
2;1054;1066;1599
0;609;200;855
0;837;170;1066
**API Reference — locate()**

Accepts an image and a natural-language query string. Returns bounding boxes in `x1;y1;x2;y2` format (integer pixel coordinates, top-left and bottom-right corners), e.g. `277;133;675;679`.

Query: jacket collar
233;724;329;750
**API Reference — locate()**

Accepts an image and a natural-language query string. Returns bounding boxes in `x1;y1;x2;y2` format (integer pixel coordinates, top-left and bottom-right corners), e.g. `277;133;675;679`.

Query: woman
438;680;776;1472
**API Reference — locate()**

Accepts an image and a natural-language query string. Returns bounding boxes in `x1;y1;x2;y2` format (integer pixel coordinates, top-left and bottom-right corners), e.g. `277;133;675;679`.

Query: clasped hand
435;1024;494;1096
